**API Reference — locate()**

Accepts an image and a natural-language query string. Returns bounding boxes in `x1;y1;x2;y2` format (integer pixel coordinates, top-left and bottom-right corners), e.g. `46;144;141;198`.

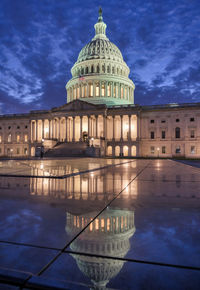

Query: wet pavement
0;158;199;289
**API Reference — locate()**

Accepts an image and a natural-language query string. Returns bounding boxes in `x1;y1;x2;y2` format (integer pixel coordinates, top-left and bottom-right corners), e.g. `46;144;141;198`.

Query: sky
0;0;199;114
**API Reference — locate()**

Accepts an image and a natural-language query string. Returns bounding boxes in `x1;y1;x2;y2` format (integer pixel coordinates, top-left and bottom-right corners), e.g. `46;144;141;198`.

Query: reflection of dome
66;208;135;288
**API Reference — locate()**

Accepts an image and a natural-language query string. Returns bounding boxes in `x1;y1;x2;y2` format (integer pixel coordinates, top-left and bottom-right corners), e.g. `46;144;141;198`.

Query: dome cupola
66;8;135;106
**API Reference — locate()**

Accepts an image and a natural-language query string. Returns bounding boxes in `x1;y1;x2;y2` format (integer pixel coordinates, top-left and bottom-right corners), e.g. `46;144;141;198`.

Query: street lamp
157;147;160;158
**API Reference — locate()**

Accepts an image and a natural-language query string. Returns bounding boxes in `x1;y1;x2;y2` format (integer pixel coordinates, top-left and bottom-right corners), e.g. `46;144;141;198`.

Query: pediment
51;99;105;112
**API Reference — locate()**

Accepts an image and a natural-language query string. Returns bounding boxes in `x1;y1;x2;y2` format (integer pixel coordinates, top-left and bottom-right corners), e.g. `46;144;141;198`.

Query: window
25;125;28;129
8;126;11;129
190;130;195;138
17;135;20;142
97;65;100;73
24;135;28;142
107;66;110;73
175;127;180;138
102;83;105;96
190;117;195;122
91;65;94;73
0;136;1;143
85;67;88;74
176;119;180;122
95;82;99;97
191;146;195;154
161;120;166;123
175;146;181;154
17;148;20;155
150;119;154;123
162;146;166;154
8;134;11;142
150;146;155;154
17;126;20;129
24;148;28;155
162;131;165;139
150;131;155;139
107;84;111;97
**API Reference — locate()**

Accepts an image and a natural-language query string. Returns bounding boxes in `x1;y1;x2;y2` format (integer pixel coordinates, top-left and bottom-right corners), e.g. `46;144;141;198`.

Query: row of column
31;114;138;143
67;81;134;102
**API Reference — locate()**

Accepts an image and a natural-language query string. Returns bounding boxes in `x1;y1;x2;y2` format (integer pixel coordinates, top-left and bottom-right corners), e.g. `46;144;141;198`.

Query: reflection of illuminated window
74;216;76;226
121;216;123;230
77;217;80;228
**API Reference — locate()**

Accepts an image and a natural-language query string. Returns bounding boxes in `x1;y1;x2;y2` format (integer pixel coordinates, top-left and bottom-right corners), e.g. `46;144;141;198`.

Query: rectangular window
84;85;87;97
162;146;166;154
191;146;195;154
107;84;111;97
114;85;116;97
150;131;155;139
190;130;195;138
89;84;93;97
0;136;2;143
176;146;181;154
102;83;105;96
161;120;166;123
150;120;154;123
121;86;123;98
150;146;155;154
77;87;80;98
17;148;20;154
162;131;165;139
24;148;28;155
24;135;28;142
190;117;195;122
95;83;99;97
17;135;20;142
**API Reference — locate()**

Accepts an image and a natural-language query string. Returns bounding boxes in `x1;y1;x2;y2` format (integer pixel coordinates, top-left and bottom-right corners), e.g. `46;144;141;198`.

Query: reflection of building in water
66;208;135;289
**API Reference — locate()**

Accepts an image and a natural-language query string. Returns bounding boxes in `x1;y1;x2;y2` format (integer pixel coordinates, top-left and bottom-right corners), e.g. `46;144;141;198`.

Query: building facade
0;9;200;158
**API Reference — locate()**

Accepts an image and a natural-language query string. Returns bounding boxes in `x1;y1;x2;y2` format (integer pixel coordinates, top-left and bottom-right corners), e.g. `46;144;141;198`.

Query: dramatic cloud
0;0;199;113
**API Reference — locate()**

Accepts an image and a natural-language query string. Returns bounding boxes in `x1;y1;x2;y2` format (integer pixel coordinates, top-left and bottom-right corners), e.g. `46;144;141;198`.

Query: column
112;116;115;141
95;115;98;138
65;117;68;141
104;115;107;139
87;83;89;97
111;82;114;98
80;116;83;141
120;115;123;141
58;118;60;141
88;115;90;138
72;116;75;142
36;120;38;142
42;119;44;139
105;82;108;97
48;119;50;139
137;114;139;141
80;84;82;98
129;115;131;140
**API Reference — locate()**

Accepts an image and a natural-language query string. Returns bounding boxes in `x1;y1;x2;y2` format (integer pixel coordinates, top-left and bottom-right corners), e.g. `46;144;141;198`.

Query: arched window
112;67;115;74
85;67;88;74
175;127;180;138
91;65;94;73
81;68;84;75
107;66;110;73
107;146;112;156
123;146;128;156
115;146;120;156
131;146;136;156
102;64;105;73
97;65;100;73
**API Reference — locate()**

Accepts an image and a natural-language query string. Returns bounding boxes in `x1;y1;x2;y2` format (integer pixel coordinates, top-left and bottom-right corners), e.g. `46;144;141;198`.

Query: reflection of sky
0;0;199;114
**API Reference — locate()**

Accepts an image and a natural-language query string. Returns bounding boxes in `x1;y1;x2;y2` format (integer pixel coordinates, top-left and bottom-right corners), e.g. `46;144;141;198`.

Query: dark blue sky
0;0;199;114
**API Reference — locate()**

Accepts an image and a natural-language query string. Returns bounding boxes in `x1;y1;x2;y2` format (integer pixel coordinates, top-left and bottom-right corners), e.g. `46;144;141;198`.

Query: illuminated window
73;87;76;99
150;131;154;139
8;134;11;142
95;82;99;96
95;219;99;230
89;84;93;97
77;87;80;98
113;84;116;97
191;146;195;154
0;136;2;143
17;148;20;154
107;83;111;97
162;131;165;139
162;146;166;154
24;135;28;142
82;86;84;97
102;83;105;96
107;218;110;231
24;148;28;155
84;84;87;97
121;86;123;98
17;135;20;142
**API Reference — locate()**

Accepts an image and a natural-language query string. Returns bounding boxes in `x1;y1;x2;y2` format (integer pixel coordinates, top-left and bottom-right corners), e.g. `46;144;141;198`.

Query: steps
44;142;88;157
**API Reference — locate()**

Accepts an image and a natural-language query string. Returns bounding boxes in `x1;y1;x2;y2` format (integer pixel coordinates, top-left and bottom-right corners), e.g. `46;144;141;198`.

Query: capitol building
0;8;200;158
